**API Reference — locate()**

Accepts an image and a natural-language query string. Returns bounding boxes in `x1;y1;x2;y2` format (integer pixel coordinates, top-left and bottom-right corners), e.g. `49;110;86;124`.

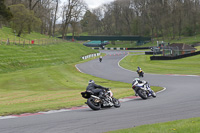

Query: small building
163;43;196;56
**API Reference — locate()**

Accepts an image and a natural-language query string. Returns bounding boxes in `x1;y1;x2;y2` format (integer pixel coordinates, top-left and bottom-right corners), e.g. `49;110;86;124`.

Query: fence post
23;39;25;47
6;38;10;45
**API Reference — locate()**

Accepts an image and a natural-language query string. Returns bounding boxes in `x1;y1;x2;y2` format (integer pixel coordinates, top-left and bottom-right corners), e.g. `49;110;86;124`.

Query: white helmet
134;78;140;81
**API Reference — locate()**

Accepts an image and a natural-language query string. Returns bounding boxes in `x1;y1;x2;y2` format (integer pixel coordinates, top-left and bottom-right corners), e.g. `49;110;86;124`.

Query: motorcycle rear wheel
138;89;148;99
139;72;144;77
87;97;101;110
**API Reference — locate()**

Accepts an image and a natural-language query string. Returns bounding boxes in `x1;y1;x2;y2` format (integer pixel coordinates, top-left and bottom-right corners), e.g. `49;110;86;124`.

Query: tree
27;0;41;33
81;10;100;34
80;10;92;32
61;0;86;39
9;4;41;37
52;0;59;37
70;0;86;37
0;0;13;28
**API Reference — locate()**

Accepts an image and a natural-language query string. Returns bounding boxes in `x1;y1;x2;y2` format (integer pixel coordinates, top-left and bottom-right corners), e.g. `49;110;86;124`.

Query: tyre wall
150;51;200;60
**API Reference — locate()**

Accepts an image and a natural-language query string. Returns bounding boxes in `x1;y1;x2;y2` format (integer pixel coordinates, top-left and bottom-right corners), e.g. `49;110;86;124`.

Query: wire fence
0;37;65;46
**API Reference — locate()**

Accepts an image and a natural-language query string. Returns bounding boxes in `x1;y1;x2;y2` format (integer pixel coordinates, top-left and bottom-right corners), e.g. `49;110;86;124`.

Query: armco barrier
150;51;200;60
145;51;162;55
126;47;150;50
92;47;126;50
81;53;101;60
92;47;149;50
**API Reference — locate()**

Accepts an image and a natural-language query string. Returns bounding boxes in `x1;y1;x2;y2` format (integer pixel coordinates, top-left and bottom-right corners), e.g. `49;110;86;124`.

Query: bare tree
52;0;59;37
70;0;86;37
61;0;83;39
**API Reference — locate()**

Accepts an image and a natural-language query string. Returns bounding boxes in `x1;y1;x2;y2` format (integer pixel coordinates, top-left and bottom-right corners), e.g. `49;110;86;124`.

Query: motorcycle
99;56;102;62
81;88;121;110
132;80;156;99
137;70;144;77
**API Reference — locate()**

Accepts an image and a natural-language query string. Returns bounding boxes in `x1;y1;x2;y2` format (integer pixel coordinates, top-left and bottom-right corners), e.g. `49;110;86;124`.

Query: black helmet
88;80;95;84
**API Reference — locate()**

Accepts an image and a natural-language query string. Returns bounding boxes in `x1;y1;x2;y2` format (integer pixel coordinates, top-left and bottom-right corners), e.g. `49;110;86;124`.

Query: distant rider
99;56;102;62
132;78;153;96
137;66;142;73
136;66;144;77
86;80;108;98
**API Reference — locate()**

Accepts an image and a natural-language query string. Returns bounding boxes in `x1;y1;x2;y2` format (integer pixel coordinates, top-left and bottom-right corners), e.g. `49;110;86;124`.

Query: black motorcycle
81;88;121;110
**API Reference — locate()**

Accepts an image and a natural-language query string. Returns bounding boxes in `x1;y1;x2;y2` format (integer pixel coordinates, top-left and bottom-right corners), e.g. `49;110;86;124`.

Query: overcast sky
61;0;114;9
84;0;114;9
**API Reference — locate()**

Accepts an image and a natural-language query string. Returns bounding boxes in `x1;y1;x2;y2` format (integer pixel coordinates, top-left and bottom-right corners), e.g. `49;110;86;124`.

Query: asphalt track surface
0;50;200;133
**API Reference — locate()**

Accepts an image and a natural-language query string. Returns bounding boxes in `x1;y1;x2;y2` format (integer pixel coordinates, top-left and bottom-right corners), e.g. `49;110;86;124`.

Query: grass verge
0;42;163;116
0;61;163;116
0;27;163;116
107;117;200;133
120;54;200;75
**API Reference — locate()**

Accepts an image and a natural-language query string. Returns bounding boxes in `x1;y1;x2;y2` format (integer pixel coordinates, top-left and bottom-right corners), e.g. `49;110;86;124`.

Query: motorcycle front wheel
137;89;148;99
112;98;121;108
87;97;101;110
151;91;156;98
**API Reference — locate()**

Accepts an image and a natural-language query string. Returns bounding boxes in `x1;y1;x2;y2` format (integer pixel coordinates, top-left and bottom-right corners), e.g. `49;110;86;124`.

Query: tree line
1;0;200;39
0;0;87;38
82;0;200;39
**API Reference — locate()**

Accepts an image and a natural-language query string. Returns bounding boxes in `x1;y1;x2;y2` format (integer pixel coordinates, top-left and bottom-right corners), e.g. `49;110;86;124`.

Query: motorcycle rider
99;56;102;62
86;80;108;99
137;66;141;71
132;78;153;97
136;66;144;77
137;66;142;73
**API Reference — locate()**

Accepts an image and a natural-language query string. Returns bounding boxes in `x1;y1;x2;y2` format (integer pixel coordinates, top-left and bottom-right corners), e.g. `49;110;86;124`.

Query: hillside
0;27;139;116
0;27;97;74
0;43;96;74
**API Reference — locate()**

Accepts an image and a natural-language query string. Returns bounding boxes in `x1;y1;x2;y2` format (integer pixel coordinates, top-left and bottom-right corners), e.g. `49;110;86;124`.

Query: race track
0;50;200;133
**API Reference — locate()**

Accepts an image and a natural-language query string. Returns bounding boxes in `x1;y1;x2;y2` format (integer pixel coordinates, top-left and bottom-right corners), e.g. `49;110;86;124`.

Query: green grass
0;63;134;116
120;54;200;75
0;27;52;40
167;35;200;45
107;117;200;133
195;46;200;51
0;54;162;116
0;26;145;116
0;27;160;116
0;27;63;45
0;42;96;74
0;37;162;115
